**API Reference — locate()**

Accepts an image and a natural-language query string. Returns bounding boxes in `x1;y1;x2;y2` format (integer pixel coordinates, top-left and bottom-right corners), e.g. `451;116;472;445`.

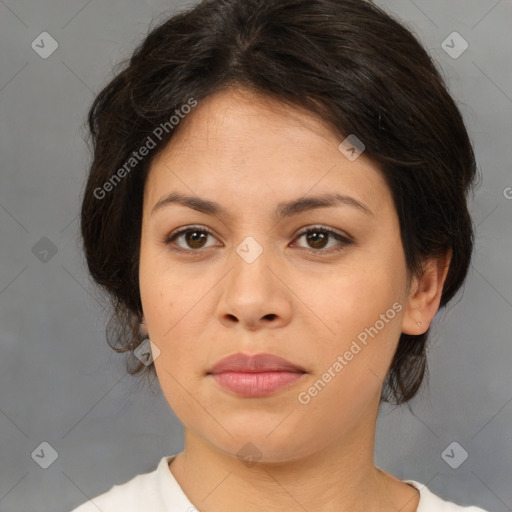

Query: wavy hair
80;0;478;404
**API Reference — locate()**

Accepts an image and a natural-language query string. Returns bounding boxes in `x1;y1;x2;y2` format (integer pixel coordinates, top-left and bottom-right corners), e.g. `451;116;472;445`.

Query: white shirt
70;454;489;512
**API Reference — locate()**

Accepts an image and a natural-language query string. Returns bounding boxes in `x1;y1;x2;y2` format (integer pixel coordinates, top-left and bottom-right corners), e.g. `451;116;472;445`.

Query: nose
216;243;293;331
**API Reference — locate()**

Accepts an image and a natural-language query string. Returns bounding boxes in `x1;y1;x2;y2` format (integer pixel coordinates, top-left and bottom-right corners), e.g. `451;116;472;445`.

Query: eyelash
164;225;354;254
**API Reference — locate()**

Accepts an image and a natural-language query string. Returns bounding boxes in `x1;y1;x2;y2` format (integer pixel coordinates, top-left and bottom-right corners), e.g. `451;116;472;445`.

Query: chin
203;429;314;466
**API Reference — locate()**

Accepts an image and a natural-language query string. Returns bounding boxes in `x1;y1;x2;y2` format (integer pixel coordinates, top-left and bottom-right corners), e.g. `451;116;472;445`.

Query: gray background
0;1;511;511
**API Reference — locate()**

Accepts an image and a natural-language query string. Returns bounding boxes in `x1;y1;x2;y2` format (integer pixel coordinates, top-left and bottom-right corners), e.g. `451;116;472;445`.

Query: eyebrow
150;191;374;220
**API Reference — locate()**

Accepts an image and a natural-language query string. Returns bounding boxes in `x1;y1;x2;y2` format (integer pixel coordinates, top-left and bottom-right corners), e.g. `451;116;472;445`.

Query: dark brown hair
80;0;478;404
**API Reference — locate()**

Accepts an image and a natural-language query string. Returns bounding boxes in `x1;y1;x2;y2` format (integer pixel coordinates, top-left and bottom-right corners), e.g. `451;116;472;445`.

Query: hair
80;0;478;404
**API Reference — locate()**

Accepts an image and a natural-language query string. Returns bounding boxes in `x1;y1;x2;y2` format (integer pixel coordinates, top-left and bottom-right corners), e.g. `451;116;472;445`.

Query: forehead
144;87;393;220
160;87;343;156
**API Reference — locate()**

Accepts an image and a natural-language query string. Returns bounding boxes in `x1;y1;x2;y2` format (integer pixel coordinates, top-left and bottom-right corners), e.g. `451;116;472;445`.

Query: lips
207;352;306;375
207;353;307;398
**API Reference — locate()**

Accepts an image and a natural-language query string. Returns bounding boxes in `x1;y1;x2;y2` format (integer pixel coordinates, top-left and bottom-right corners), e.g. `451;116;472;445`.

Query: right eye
164;225;220;251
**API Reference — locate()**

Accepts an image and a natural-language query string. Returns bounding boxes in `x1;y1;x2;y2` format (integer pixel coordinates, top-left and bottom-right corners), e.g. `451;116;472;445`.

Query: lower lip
210;371;305;397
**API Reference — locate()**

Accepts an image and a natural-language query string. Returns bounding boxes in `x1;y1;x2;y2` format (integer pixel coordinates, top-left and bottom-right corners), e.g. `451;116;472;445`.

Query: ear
401;248;452;335
139;313;148;337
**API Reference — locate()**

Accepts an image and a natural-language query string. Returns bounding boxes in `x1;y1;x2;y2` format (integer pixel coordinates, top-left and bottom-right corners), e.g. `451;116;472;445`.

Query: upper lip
208;353;306;374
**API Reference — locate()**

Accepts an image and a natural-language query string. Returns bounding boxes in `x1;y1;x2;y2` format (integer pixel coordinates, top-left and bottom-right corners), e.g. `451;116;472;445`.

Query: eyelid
291;225;354;253
294;225;353;243
165;224;218;247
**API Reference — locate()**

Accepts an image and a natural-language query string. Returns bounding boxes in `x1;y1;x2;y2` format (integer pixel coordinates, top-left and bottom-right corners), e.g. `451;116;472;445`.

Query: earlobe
139;314;148;336
401;248;452;335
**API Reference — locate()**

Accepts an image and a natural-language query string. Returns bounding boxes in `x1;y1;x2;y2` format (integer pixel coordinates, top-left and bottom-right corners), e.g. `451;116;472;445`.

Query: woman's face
139;87;414;462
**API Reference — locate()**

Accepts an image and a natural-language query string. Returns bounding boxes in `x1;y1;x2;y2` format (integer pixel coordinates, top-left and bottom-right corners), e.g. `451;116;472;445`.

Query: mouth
207;352;306;374
207;352;307;397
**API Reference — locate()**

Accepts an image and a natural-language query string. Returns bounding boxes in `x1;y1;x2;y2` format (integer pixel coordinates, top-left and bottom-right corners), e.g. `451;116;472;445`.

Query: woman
73;0;488;510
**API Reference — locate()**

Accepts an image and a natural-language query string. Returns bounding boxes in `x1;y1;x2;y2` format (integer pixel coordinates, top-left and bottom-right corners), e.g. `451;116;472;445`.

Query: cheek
139;240;194;336
309;257;405;384
320;271;397;337
139;257;212;382
152;356;205;433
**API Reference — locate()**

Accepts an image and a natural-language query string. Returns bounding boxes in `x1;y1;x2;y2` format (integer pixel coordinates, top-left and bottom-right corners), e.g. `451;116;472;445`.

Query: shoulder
404;480;490;512
69;456;172;512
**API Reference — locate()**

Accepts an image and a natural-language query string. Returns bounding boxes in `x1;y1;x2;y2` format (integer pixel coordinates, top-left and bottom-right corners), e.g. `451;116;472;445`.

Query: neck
168;405;420;512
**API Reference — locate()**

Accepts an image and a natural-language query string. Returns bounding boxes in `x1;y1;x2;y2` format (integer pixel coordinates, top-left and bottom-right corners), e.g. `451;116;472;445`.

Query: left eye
165;225;353;253
293;226;353;252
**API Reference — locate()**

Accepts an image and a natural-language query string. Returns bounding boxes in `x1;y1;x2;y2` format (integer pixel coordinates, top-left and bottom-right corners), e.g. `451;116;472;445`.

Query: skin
138;86;451;512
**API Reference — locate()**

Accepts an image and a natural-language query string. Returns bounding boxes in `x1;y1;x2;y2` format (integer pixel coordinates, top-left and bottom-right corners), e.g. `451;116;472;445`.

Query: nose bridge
229;232;275;291
235;233;267;266
217;231;290;326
